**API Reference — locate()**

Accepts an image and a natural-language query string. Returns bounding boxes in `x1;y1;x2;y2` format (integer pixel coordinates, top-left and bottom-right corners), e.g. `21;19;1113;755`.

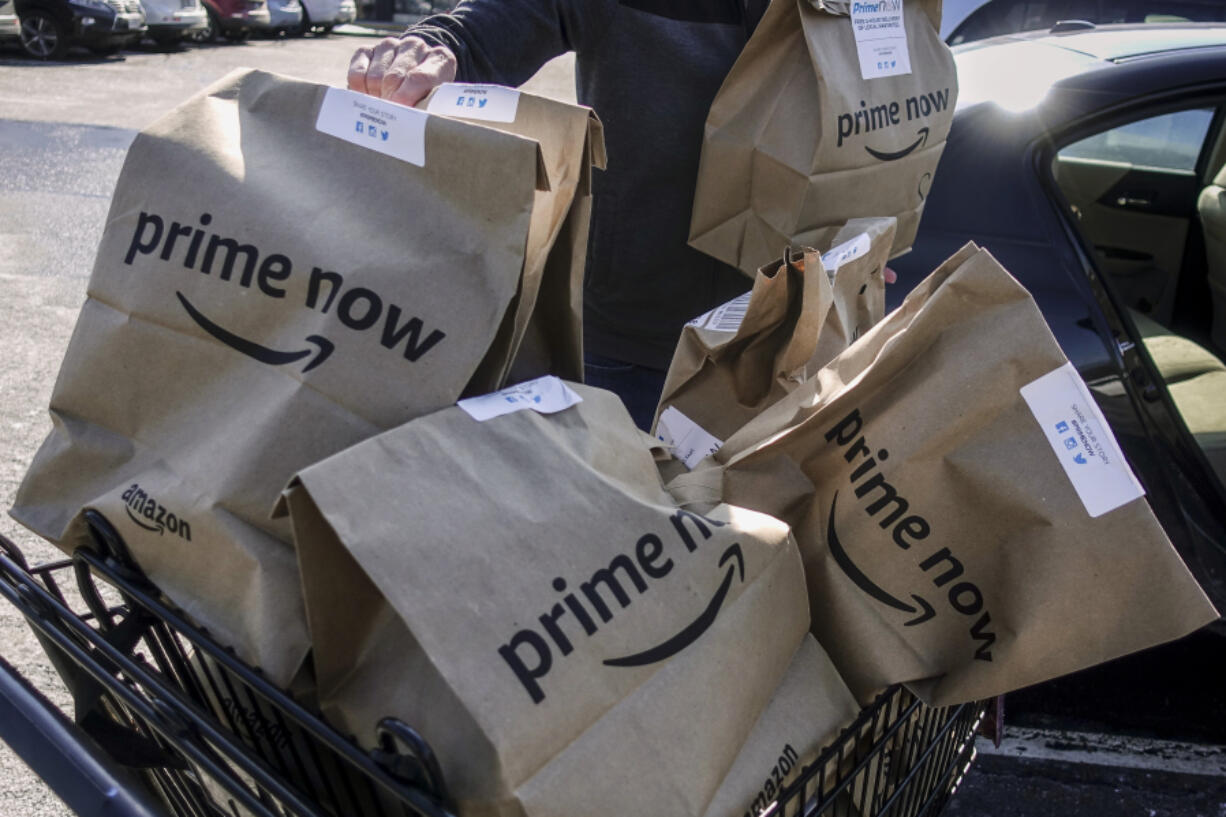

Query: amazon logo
603;543;743;667
498;510;751;704
122;483;192;542
178;292;334;372
824;408;997;662
865;127;928;162
828;492;933;626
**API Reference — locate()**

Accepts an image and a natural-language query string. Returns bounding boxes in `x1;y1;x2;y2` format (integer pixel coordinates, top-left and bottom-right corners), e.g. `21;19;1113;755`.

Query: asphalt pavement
0;28;1223;817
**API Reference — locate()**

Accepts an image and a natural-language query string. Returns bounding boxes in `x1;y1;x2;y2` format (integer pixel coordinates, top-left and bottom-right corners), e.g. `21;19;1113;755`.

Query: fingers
347;45;374;94
385;50;459;106
884;266;898;285
346;35;457;108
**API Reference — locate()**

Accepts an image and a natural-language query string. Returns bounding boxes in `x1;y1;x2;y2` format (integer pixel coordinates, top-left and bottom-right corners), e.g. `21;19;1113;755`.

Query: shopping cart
0;511;992;817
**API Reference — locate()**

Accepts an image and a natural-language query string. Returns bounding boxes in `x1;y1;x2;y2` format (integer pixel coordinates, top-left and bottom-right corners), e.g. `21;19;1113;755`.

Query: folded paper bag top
9;70;598;686
278;381;813;817
690;0;955;273
670;244;1219;706
656;217;897;451
423;83;606;389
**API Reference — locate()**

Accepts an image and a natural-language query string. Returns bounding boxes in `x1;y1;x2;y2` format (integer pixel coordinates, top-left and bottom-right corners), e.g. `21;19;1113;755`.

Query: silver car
264;0;299;35
0;0;19;39
138;0;205;46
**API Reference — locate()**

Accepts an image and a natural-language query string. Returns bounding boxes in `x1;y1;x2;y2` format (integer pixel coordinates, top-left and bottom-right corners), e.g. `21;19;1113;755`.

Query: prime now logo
852;0;901;12
123;210;447;372
122;483;192;542
498;510;746;704
835;87;953;153
823;408;996;662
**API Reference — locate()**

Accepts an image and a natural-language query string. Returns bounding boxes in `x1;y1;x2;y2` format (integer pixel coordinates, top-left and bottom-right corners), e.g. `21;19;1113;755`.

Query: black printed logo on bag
123;211;447;371
835;88;952;159
745;743;800;817
497;510;746;704
122;484;192;542
823;408;996;662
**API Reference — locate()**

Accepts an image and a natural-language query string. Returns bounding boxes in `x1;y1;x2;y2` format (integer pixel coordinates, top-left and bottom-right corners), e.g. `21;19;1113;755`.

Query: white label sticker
656;406;724;470
849;0;912;80
427;83;521;123
1020;362;1145;518
315;86;427;167
821;232;873;272
687;292;752;333
458;375;582;422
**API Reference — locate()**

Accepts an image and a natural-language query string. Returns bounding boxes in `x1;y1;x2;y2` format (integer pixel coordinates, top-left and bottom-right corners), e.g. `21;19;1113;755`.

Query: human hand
347;35;458;106
884;266;897;284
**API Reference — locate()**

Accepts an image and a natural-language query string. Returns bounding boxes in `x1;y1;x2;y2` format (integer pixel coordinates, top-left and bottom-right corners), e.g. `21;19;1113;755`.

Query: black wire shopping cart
0;511;992;817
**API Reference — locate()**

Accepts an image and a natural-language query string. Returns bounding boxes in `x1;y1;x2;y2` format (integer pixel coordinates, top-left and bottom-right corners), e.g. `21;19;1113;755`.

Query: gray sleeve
407;0;616;87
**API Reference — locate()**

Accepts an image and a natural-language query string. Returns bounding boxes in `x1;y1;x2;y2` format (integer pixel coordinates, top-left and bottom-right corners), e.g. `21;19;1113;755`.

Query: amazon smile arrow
177;292;335;373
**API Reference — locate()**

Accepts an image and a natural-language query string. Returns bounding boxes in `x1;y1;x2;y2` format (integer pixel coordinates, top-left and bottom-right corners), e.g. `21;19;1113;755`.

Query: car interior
1051;102;1226;487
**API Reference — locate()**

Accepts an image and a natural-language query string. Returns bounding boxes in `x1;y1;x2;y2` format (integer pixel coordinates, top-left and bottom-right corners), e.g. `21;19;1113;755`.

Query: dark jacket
411;0;766;369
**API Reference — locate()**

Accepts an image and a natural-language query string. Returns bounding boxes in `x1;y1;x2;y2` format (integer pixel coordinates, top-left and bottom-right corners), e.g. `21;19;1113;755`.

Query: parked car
0;0;19;40
894;23;1226;610
295;0;352;36
138;0;205;46
193;0;268;41
263;0;300;35
13;0;144;58
946;0;1226;45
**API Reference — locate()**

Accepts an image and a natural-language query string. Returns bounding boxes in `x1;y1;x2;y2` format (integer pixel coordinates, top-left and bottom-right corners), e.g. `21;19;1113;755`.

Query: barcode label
687;292;751;333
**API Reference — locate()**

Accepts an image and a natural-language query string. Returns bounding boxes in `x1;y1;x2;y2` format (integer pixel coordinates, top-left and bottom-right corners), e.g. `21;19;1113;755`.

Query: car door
1052;107;1218;325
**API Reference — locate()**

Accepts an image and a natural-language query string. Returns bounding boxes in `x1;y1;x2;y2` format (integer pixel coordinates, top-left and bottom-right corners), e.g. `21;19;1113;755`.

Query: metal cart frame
0;511;990;817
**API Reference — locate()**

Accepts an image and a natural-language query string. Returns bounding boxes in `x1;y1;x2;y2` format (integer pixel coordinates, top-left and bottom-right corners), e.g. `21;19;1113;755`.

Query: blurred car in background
295;0;352;36
192;0;268;41
946;0;1226;45
0;0;19;39
893;23;1226;610
13;0;143;57
263;0;299;35
138;0;204;46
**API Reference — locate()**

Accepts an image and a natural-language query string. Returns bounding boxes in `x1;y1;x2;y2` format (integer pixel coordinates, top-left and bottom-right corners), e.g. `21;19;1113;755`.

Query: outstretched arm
347;0;614;105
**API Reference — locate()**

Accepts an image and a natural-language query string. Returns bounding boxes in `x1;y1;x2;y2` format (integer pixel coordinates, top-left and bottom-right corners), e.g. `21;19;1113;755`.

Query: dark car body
13;0;143;57
892;24;1226;611
948;0;1226;45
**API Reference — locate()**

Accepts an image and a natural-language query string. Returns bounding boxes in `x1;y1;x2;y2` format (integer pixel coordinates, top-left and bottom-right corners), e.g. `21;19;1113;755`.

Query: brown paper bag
702;634;859;817
279;380;811;817
8;69;588;685
655;218;896;454
672;244;1219;705
423;83;606;387
690;0;956;274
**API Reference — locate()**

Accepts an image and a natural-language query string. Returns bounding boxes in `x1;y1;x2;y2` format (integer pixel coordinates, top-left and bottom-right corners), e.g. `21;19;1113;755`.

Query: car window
1059;109;1215;172
949;1;1027;44
1137;1;1226;23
